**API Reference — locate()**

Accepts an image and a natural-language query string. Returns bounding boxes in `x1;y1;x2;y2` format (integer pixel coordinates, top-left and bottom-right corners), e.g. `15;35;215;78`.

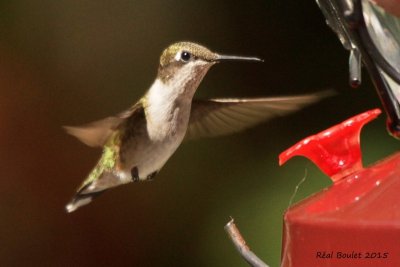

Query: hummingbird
65;41;329;212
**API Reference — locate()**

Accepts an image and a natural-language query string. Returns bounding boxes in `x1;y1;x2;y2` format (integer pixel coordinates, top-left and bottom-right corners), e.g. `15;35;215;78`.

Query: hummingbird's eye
180;51;192;62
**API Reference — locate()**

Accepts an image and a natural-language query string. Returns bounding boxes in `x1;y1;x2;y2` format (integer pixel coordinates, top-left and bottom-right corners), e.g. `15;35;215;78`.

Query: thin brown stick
224;218;269;267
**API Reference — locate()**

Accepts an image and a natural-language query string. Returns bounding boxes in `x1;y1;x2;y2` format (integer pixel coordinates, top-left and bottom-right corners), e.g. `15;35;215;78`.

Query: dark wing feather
185;90;333;140
64;102;143;147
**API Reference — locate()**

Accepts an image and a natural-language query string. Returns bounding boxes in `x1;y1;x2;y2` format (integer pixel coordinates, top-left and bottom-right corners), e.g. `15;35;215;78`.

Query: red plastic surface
279;109;400;267
279;109;382;182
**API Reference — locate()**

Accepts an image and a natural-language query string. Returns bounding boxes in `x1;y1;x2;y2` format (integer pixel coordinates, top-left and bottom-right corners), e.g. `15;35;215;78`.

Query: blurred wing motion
185;90;333;140
63;102;142;147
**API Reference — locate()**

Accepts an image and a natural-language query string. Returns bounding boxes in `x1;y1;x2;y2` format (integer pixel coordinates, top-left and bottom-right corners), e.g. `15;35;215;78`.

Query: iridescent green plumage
79;144;118;191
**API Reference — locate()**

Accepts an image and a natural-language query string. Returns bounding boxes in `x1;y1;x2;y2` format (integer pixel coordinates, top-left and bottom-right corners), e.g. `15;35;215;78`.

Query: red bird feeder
279;109;400;267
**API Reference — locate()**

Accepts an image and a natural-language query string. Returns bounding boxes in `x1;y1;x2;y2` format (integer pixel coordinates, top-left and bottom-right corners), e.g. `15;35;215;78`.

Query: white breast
145;78;192;141
121;79;192;179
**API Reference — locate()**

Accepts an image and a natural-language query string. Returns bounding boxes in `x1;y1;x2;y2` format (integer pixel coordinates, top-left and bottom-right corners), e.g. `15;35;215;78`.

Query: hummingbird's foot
146;171;158;181
131;167;140;182
130;167;158;182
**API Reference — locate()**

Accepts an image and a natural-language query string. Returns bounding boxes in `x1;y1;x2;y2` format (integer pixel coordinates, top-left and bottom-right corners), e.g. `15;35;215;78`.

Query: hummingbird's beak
215;54;264;62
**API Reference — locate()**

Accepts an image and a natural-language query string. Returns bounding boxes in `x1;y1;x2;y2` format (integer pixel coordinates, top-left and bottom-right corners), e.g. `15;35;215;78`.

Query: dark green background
0;1;398;266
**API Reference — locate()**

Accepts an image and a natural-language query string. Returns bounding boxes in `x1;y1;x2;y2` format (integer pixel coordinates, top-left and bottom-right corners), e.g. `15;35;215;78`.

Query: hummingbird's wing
64;102;143;147
185;91;333;140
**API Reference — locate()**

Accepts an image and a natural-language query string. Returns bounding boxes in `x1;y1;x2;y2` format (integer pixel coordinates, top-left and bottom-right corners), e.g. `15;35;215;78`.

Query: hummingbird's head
158;42;217;86
157;42;262;92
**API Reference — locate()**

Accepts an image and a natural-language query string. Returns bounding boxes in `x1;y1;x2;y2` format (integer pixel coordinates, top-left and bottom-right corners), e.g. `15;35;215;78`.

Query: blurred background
0;0;398;266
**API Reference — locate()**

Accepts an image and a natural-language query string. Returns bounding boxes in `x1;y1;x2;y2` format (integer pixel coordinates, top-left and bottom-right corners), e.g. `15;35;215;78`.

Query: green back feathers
77;139;120;192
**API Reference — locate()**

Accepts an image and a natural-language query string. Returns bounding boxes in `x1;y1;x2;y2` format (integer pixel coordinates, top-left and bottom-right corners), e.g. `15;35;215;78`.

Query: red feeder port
279;109;400;267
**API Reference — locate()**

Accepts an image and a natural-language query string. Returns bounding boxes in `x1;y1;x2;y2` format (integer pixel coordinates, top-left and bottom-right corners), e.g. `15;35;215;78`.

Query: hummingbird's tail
65;189;105;213
65;169;128;213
